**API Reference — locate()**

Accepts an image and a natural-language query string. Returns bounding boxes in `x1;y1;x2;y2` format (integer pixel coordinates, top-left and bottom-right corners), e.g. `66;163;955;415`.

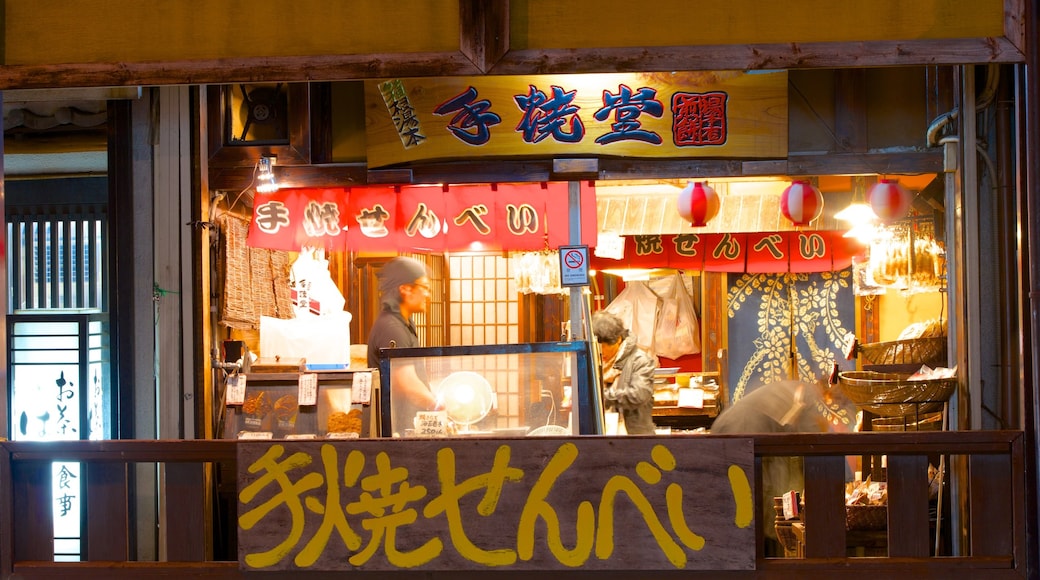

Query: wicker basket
838;371;955;417
856;336;947;366
871;411;944;431
846;504;887;531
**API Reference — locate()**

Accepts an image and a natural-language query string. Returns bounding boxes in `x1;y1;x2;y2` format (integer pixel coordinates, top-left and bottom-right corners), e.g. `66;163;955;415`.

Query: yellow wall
2;0;461;64
1;0;1009;66
877;289;946;340
510;0;1006;49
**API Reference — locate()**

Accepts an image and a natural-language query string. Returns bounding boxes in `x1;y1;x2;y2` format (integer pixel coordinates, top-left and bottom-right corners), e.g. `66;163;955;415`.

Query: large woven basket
871;411;944;431
846;504;887;531
838;371;955;417
857;336;947;366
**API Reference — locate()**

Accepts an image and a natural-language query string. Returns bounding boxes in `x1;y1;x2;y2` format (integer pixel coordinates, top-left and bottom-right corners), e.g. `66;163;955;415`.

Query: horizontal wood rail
0;431;1028;579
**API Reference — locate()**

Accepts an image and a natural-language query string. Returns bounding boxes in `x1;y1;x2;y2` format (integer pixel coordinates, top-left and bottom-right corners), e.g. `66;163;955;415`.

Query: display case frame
223;370;374;439
376;341;601;437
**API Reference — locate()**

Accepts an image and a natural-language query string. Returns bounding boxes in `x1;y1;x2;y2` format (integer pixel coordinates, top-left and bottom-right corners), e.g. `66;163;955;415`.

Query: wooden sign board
238;437;755;571
364;71;788;168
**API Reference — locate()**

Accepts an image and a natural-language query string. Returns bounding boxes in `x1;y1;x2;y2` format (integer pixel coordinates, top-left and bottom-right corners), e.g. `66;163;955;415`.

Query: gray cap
377;257;427;305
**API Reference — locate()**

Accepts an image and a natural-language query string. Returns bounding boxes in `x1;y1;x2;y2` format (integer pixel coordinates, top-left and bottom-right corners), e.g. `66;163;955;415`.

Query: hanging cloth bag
603;280;660;353
653;273;702;359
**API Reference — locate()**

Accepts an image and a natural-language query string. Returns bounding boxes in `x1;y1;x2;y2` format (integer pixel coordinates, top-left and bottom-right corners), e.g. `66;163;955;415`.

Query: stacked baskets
855;336;947;367
844;332;954;418
838;370;955;417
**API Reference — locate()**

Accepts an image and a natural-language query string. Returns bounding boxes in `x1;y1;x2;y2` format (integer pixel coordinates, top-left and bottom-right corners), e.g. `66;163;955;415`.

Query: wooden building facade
0;0;1037;577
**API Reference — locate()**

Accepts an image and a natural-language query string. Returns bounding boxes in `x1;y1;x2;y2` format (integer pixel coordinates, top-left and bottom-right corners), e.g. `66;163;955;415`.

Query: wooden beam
207;150;943;191
85;463;129;561
835;70;868;153
0;53;484;91
787;150;944;176
0;40;1025;91
459;0;510;73
208;164;368;193
489;38;1024;76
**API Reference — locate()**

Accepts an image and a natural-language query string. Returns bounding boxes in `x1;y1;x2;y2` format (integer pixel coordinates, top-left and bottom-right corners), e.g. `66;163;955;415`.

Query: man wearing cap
367;257;440;433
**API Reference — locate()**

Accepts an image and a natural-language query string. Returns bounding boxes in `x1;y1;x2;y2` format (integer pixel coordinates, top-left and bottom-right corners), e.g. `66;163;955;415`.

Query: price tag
351;372;372;404
237;431;273;440
286;433;317;440
226;375;246;405
327;432;360;440
414;411;448;437
298;373;318;406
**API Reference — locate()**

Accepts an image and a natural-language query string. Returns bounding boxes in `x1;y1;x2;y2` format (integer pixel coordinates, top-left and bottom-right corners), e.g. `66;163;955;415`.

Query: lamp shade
780;180;824;226
868;179;912;223
677;181;720;227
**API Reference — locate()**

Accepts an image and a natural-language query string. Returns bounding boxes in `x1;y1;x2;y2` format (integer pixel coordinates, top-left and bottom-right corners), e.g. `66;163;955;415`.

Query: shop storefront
0;1;1035;578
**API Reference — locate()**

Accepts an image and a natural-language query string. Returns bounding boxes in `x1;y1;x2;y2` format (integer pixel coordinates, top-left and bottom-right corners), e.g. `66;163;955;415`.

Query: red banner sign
591;232;865;273
248;183;597;252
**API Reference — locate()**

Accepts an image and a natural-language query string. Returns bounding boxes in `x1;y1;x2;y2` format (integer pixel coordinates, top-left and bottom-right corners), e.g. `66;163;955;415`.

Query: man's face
400;276;431;315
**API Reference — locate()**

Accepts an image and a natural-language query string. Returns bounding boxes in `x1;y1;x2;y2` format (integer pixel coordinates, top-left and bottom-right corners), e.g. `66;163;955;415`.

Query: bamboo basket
838;371;956;417
871;411;944;431
845;504;887;531
856;336;947;366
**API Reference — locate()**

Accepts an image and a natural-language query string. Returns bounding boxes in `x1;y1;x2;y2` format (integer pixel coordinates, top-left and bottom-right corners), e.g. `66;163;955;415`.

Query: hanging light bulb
780;180;824;226
868;179;912;223
256;155;279;193
676;181;720;227
842;222;881;244
834;202;878;224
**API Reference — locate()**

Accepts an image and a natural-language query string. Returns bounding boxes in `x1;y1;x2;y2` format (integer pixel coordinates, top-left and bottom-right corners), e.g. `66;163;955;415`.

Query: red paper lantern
868;179;912;223
677;181;720;227
780;180;824;226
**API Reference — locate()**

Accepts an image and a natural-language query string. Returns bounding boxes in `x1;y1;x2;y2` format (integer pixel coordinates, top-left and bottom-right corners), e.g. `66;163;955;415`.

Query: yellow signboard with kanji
364;71;787;168
237;438;755;571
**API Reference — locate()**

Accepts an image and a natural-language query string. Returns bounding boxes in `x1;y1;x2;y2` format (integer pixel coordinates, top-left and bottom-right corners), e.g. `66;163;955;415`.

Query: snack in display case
272;393;299;437
327;409;363;436
225;372;371;439
241;390;274;432
319;384;364;437
376;341;598;438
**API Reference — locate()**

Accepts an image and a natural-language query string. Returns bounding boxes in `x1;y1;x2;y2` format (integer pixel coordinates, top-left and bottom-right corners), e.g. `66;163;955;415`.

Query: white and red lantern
868;179;912;223
677;181;720;227
780;180;824;226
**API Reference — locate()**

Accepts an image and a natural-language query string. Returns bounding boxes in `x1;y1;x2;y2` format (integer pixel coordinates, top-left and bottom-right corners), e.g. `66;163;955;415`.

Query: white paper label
286;433;317;440
678;387;704;409
352;372;372;404
298;373;318;406
237;431;273;440
414;411;448;437
226;375;246;405
327;431;360;440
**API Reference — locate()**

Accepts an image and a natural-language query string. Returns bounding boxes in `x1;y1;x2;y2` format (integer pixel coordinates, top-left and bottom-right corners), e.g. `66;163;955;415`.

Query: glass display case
376;341;600;437
223;369;376;439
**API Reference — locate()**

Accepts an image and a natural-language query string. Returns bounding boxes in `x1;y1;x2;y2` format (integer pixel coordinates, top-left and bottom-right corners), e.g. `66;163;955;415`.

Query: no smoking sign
558;245;590;287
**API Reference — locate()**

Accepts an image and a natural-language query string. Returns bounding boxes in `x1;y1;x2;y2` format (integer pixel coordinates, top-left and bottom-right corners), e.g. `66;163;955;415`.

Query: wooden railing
0;431;1029;579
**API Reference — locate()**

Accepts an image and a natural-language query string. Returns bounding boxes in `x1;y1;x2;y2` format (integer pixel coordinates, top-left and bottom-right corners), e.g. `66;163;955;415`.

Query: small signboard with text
248;182;597;252
364;71;788;168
